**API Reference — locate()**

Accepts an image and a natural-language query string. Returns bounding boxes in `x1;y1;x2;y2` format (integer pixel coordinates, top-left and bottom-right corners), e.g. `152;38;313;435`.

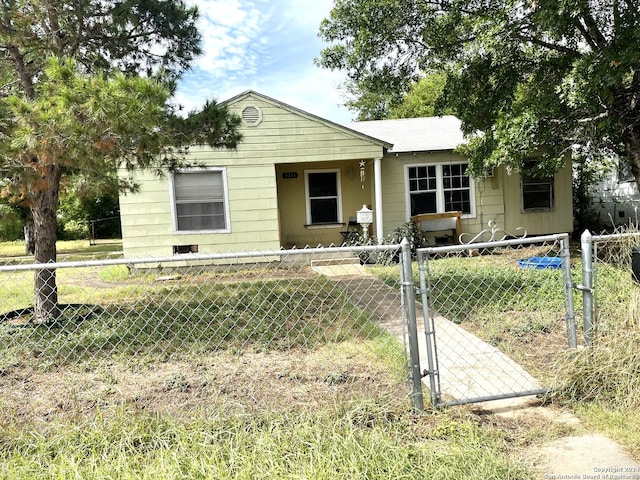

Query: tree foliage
58;177;121;240
0;0;201;87
0;1;242;321
343;72;450;121
390;73;452;120
318;0;640;188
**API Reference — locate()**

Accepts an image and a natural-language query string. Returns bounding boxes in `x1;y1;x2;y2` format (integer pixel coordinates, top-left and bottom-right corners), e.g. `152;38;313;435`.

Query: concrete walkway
313;262;541;404
315;263;640;475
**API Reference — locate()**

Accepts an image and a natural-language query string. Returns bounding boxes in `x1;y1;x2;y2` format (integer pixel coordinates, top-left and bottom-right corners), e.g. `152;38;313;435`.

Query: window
171;169;230;232
408;166;437;215
305;170;342;225
522;167;554;211
407;163;474;217
443;164;471;213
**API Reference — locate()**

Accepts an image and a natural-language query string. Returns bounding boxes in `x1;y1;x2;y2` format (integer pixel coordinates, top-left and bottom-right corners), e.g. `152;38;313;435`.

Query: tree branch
512;32;582;57
576;111;610;123
578;8;608;49
43;2;64;54
7;45;35;99
572;18;600;51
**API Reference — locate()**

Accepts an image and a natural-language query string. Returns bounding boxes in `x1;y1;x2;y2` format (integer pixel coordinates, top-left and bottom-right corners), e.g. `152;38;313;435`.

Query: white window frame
304;168;343;227
404;162;476;219
169;167;231;234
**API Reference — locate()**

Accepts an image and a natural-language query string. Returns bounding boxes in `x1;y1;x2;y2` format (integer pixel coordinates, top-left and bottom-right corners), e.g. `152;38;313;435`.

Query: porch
275;159;383;248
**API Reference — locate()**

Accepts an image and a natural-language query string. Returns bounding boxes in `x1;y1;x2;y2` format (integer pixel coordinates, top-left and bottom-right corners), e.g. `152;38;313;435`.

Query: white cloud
187;0;266;76
176;0;352;123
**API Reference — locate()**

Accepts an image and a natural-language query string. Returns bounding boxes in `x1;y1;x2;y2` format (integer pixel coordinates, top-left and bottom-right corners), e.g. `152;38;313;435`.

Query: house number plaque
282;172;298;179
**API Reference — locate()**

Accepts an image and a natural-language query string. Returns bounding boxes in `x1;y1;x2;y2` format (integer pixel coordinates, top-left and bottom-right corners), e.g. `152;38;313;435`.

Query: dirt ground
0;346;406;425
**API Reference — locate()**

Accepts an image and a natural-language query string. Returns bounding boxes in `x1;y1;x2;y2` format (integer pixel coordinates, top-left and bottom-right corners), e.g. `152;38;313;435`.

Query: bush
60;219;89;240
384;222;427;255
0;208;24;241
350;222;427;265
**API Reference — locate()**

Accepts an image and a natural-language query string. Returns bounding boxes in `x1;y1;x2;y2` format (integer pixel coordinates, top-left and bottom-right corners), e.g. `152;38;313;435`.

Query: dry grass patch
0;341;407;427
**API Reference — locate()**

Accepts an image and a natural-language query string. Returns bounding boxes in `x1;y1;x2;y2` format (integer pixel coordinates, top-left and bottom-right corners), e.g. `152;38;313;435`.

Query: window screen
173;171;227;231
522;168;553;211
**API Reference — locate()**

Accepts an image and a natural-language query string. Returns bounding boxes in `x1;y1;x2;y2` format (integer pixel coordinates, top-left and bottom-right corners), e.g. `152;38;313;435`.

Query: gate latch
573;282;592;293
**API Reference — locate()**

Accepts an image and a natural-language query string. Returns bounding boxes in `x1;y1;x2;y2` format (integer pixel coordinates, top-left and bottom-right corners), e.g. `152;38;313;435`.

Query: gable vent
241;105;262;126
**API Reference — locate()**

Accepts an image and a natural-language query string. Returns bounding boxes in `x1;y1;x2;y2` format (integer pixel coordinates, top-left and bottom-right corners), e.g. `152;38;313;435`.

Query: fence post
400;237;424;412
560;234;577;348
417;250;441;407
581;229;594;345
89;220;96;246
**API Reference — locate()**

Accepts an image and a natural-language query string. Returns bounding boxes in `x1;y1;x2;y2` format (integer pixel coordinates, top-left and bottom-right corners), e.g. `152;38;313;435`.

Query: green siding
120;163;280;257
119;92;387;256
379;152;476;234
120;91;572;256
379;152;511;239
378;153;571;239
503;159;573;235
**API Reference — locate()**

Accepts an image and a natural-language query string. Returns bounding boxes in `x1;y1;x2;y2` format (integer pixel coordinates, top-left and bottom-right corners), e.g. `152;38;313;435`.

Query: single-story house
118;90;573;258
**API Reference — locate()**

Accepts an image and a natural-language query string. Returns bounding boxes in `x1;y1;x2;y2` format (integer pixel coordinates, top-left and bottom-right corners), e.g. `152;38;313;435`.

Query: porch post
374;157;383;242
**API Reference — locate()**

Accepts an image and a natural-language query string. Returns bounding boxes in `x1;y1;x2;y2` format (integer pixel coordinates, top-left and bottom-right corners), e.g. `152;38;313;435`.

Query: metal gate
413;234;577;408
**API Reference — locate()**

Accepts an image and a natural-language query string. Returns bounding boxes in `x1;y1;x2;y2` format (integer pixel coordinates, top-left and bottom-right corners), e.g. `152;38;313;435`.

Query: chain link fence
581;229;640;342
2;233;596;417
0;245;414;422
415;234;576;407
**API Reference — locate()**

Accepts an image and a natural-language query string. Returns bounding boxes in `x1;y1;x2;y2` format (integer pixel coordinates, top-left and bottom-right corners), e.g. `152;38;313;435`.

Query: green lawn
0;239;122;260
0;402;533;480
0;255;540;479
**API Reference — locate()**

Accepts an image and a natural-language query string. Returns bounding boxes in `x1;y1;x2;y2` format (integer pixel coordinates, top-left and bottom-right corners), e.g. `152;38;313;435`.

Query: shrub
0;208;24;241
384;222;427;255
60;219;89;240
346;222;426;264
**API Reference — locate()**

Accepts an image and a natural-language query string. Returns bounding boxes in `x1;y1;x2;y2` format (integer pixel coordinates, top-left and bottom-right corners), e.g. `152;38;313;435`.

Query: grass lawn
0;244;544;479
0;400;537;479
1;240;639;477
0;239;122;260
0;261;538;479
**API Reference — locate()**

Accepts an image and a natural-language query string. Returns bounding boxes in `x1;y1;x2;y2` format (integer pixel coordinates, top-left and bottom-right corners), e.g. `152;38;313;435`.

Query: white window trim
169;167;231;234
304;168;343;226
404;162;476;220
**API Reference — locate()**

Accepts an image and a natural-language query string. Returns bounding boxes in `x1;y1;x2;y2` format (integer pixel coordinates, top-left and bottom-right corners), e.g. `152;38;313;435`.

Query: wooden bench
410;211;462;244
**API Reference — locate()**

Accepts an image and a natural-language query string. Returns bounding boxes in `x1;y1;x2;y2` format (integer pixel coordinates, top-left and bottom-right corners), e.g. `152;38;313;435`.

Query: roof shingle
346;116;465;153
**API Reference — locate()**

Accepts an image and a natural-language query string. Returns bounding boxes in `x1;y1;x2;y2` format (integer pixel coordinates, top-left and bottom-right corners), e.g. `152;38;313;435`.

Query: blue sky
175;0;353;124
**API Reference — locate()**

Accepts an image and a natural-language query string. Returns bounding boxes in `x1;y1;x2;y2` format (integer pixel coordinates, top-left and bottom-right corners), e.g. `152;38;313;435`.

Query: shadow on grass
0;278;387;369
